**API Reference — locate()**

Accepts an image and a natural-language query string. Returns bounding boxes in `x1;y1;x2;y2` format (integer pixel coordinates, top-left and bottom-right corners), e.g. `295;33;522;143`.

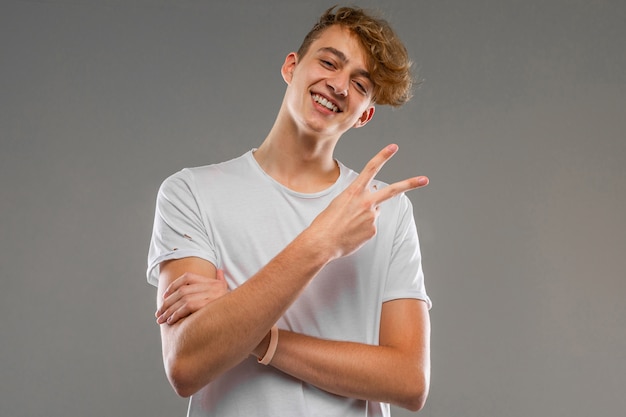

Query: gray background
2;0;625;416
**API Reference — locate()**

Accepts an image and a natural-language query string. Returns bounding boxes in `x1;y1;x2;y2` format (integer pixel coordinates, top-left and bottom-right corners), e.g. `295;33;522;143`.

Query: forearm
259;330;429;411
161;230;331;396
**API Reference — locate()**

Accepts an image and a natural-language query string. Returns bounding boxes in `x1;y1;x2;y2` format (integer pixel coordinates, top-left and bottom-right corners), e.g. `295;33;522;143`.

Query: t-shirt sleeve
383;194;432;309
146;169;217;287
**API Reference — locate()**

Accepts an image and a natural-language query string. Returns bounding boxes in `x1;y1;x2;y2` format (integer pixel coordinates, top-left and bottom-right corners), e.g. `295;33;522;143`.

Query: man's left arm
262;298;430;412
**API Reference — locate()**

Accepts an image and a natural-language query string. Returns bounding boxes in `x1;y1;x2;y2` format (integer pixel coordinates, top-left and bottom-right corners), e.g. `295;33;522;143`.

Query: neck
254;117;341;193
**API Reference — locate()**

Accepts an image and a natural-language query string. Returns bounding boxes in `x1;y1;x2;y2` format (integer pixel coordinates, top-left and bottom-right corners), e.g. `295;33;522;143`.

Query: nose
327;73;349;97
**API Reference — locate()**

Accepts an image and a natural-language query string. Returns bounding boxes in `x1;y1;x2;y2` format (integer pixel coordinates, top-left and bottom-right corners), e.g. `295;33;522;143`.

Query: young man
147;6;431;416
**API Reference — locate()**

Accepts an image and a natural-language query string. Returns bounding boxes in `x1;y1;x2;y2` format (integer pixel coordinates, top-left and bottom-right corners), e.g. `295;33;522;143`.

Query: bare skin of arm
160;269;430;410
155;145;430;408
251;299;430;411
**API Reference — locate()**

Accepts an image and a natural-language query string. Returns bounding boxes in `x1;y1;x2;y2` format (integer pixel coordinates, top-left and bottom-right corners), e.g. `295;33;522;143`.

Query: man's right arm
157;230;329;397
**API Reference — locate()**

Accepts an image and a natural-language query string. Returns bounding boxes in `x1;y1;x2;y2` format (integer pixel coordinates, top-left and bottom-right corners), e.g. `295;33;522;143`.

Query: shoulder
159;151;253;196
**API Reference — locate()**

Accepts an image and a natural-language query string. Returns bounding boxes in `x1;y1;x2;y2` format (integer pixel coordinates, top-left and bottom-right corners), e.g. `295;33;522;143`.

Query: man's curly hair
297;6;415;107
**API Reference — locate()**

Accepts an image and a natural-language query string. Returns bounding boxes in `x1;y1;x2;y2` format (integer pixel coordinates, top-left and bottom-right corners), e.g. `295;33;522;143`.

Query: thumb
215;269;231;292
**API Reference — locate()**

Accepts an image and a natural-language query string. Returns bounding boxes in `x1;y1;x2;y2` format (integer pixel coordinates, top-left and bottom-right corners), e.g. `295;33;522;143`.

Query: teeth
313;94;339;112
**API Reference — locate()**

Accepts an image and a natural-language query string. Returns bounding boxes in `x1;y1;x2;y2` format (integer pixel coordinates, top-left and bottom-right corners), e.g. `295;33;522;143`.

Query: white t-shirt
147;150;430;417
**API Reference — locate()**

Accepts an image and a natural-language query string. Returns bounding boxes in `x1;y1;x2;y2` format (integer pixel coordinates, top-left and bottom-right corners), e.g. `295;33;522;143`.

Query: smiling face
280;25;376;139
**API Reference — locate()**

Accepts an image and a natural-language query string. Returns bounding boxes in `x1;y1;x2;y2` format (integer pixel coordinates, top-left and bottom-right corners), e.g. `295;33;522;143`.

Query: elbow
396;371;430;412
161;329;239;398
169;377;195;399
403;392;428;413
165;358;194;398
164;355;208;398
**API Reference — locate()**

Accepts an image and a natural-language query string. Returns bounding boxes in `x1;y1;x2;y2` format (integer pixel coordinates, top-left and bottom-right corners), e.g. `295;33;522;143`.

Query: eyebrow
317;47;372;80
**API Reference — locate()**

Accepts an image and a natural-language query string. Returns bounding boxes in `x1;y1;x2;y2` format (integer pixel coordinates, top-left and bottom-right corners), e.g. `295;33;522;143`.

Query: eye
320;59;335;69
353;80;369;95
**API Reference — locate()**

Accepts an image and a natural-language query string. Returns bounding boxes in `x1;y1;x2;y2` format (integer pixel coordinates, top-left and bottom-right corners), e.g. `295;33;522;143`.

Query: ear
354;105;375;128
281;52;298;84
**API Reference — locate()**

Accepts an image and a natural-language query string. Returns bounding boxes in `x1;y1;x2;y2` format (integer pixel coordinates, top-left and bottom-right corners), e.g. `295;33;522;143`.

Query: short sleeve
146;169;217;287
383;195;432;309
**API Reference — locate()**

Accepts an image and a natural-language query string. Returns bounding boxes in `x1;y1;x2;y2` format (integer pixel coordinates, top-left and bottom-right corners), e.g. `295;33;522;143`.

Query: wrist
252;330;272;358
257;325;279;365
296;227;337;265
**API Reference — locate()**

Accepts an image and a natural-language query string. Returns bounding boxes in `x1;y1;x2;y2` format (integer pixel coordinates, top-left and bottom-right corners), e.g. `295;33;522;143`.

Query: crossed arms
154;144;431;411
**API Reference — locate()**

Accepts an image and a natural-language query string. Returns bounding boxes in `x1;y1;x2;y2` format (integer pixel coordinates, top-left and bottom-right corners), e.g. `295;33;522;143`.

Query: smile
312;94;341;113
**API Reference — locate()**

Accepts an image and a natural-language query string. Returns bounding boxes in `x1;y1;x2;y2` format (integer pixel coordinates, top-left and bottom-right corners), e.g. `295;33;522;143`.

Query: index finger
162;273;190;298
352;144;400;189
372;175;429;205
